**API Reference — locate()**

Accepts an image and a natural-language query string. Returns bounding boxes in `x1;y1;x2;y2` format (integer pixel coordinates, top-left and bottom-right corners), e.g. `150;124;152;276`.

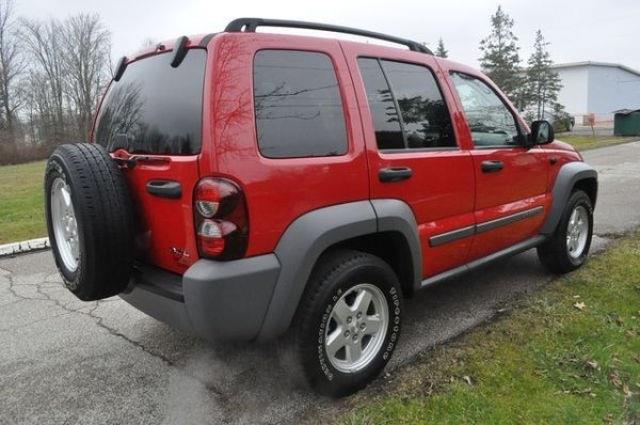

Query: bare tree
0;0;23;141
20;18;67;143
61;14;111;139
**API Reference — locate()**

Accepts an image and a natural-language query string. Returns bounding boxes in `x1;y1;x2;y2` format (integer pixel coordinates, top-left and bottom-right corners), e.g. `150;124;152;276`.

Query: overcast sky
15;0;640;70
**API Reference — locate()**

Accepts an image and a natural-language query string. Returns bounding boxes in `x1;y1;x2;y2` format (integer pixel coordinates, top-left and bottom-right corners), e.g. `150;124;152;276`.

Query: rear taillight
194;177;248;260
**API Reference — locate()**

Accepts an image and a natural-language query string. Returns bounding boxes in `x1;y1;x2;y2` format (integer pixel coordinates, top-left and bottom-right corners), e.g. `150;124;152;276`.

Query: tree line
436;6;563;125
0;0;111;164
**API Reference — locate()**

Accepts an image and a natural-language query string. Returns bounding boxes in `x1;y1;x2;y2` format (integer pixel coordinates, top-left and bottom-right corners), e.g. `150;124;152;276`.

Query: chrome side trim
475;206;544;234
428;206;544;247
429;225;475;247
421;235;546;289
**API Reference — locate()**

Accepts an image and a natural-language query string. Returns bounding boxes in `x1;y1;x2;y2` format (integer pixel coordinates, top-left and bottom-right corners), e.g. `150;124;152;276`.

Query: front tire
538;190;593;273
294;250;402;397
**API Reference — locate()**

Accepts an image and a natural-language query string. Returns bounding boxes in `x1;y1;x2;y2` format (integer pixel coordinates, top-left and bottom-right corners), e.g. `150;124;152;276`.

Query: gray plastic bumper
120;254;281;342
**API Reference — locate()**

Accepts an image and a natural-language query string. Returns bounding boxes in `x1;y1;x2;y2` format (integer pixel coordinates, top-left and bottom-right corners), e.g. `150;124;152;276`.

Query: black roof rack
225;18;433;55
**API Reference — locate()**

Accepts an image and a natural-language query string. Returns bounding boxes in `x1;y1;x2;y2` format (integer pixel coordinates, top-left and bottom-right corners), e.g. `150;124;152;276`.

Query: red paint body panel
341;41;476;276
202;33;369;257
436;59;551;260
113;153;201;274
91;30;584;280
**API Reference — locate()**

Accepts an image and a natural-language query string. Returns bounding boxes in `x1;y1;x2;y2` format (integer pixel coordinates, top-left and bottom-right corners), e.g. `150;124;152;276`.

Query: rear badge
169;246;189;262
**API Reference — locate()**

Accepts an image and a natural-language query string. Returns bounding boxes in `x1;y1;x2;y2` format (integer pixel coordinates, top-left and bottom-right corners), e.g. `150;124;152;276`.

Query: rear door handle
379;167;413;183
481;160;504;173
146;180;182;199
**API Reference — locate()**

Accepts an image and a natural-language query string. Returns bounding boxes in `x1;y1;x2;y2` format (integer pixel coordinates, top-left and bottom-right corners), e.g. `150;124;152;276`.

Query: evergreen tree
526;30;562;120
479;6;524;103
435;38;448;58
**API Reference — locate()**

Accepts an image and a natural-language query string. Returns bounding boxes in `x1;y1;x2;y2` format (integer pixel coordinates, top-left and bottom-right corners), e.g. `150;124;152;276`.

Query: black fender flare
257;199;421;341
540;161;598;235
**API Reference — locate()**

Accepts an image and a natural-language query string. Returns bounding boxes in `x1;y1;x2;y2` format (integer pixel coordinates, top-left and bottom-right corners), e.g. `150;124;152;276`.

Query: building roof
613;108;640;115
551;61;640;78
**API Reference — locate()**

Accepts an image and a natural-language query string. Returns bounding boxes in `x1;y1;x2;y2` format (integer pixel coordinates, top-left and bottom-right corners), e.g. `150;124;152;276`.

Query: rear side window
253;50;348;158
358;58;456;150
94;49;206;155
357;58;404;150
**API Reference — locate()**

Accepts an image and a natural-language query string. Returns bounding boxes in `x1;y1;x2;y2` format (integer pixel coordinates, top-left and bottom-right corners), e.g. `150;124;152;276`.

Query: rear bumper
120;254;281;342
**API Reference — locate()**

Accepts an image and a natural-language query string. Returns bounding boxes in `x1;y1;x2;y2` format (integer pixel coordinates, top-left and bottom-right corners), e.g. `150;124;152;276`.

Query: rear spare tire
45;143;134;301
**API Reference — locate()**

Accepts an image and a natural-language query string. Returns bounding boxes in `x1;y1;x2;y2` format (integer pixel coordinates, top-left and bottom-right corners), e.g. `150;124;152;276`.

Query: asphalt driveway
2;141;640;424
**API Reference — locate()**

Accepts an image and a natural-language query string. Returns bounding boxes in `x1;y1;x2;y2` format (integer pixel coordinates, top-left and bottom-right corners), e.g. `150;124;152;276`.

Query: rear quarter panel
200;33;370;256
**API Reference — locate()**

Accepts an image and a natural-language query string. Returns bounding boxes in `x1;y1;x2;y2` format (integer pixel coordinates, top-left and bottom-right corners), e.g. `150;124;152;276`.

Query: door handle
146;180;182;199
379;167;413;183
481;160;504;173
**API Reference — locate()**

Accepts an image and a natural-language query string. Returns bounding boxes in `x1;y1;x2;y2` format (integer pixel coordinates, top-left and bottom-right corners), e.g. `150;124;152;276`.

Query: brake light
194;177;248;260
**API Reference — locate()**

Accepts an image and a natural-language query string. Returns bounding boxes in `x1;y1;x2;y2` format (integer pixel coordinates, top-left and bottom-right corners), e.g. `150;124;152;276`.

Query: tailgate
93;48;207;274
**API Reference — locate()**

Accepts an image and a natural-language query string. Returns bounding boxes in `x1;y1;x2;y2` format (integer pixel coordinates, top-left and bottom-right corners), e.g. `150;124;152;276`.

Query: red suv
44;18;597;397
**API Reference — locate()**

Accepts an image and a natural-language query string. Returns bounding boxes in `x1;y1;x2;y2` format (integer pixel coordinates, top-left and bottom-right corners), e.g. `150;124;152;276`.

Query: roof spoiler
113;56;127;81
170;36;190;68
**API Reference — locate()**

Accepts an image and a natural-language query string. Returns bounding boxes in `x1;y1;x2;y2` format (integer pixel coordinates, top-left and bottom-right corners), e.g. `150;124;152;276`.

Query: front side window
450;72;521;147
358;58;456;150
94;49;206;155
253;50;348;158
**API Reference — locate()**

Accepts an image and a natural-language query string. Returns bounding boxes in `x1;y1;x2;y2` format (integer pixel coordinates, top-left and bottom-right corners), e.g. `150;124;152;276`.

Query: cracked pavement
1;142;640;424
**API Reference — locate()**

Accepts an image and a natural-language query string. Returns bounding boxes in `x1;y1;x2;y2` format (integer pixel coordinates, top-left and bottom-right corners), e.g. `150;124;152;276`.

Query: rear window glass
94;49;206;155
253;50;348;158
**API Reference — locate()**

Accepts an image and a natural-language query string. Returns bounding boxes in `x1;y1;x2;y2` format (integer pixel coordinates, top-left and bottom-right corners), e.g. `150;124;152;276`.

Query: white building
552;61;640;124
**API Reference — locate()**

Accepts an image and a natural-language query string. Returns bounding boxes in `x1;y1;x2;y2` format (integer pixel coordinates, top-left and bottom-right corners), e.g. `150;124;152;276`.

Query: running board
420;235;547;289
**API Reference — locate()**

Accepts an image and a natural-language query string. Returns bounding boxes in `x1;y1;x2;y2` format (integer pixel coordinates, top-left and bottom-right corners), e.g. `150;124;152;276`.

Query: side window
358;58;456;150
357;58;404;149
253;50;348;158
450;72;520;147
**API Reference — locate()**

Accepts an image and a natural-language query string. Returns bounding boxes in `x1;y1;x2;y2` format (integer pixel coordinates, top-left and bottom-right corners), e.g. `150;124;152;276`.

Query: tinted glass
357;58;404;150
94;50;206;155
253;50;348;158
450;72;520;147
382;61;455;149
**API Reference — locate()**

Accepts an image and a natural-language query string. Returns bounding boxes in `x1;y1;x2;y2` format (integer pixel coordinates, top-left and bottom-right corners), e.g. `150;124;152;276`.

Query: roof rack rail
225;18;433;55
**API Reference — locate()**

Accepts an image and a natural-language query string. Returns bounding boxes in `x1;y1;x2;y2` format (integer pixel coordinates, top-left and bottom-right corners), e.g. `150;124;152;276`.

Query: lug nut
356;312;362;319
360;323;366;329
352;335;358;341
347;316;352;323
344;330;350;337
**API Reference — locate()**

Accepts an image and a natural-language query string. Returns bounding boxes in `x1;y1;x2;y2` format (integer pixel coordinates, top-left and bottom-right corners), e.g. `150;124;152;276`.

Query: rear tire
537;190;593;274
45;143;134;301
293;250;402;397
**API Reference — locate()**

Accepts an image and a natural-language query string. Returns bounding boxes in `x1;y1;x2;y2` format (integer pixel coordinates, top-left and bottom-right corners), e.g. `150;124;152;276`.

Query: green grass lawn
557;134;637;151
0;160;46;244
336;234;640;425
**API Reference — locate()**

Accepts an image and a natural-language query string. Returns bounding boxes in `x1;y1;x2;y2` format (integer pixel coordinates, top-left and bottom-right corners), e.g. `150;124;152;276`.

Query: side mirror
529;120;554;145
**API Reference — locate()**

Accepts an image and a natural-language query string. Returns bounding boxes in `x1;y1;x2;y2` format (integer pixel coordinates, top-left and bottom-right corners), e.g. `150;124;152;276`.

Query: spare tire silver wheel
50;178;80;272
45;143;135;301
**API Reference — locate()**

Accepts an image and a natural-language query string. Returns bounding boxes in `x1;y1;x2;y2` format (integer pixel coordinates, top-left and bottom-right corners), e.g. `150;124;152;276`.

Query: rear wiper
112;152;169;169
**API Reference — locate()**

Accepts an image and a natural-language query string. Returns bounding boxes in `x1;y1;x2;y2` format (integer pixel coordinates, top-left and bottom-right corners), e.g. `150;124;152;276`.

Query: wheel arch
540;161;598;235
257;199;421;341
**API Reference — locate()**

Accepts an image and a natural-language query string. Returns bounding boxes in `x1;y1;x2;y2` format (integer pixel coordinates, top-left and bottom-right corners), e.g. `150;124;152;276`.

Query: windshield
94;49;206;155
